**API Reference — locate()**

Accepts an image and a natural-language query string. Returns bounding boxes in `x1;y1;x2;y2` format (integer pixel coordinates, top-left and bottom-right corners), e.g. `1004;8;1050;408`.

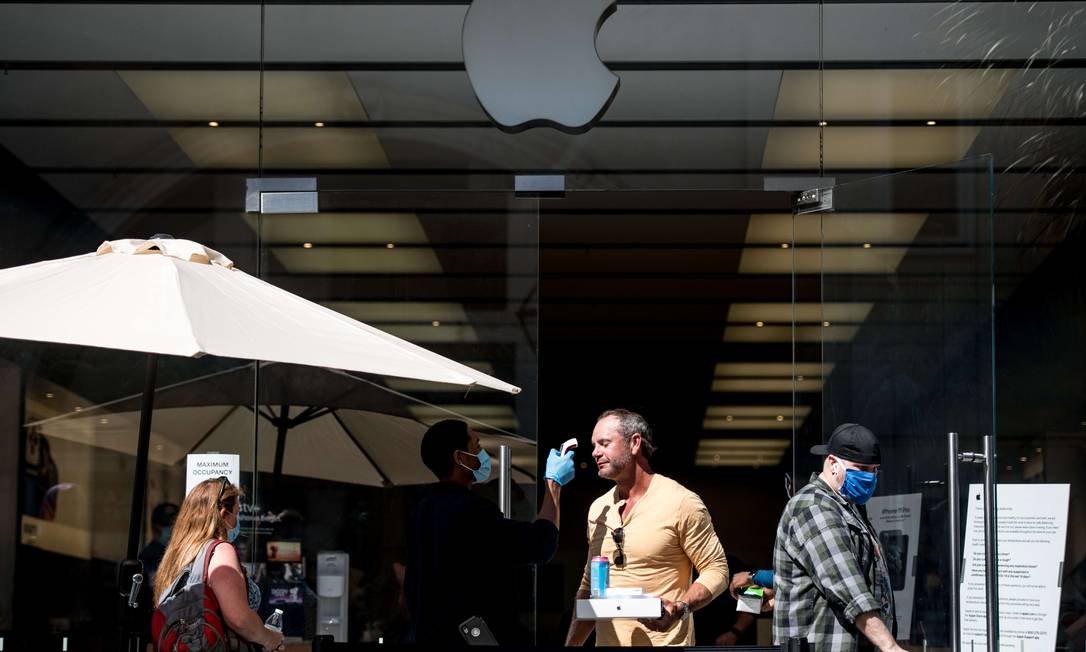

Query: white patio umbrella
0;237;522;564
0;238;519;392
28;402;537;487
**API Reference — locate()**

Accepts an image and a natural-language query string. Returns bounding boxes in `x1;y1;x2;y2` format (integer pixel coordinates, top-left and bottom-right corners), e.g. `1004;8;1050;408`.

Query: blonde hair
153;477;243;604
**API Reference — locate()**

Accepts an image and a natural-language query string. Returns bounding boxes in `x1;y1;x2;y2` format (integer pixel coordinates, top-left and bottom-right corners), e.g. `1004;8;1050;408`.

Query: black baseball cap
810;423;881;465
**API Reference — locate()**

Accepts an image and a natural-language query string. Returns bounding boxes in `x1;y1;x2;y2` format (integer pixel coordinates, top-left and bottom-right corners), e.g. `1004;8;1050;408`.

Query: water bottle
265;608;284;632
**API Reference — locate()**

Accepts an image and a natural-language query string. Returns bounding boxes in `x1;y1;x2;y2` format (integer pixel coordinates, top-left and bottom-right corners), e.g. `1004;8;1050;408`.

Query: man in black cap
772;424;902;652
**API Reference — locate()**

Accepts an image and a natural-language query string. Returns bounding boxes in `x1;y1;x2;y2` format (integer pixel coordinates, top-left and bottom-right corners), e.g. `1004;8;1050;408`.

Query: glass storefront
1;2;1083;651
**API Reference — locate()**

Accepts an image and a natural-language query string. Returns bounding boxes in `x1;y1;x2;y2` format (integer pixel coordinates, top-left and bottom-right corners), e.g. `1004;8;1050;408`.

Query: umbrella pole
118;353;157;651
126;352;159;560
271;406;289;502
273;404;289;482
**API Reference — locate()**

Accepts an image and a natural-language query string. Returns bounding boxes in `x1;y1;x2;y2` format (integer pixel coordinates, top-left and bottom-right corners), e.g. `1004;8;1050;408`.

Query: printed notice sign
960;484;1070;652
186;453;240;496
867;493;922;639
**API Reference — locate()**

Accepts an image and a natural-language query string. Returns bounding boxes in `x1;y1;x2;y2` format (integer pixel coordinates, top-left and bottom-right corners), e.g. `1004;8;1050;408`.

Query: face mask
458;448;492;483
159;526;172;546
227;515;242;543
838;465;879;505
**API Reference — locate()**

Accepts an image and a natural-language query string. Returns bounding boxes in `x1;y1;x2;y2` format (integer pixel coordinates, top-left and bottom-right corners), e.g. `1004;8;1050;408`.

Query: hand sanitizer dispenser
316;551;348;642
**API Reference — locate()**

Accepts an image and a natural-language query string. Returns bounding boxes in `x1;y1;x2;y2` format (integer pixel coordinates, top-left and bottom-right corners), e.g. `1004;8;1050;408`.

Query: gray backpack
152;539;235;651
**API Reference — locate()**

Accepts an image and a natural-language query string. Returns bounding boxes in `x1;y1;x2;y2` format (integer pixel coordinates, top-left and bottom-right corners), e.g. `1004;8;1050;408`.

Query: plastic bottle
265;608;284;632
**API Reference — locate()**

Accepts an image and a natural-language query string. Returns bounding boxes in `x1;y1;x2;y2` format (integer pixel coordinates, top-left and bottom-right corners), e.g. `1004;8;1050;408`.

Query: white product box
736;589;764;614
575;597;662;620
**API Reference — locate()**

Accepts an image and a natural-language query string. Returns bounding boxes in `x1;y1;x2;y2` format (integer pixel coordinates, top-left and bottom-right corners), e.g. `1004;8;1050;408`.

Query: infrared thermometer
560;438;578;455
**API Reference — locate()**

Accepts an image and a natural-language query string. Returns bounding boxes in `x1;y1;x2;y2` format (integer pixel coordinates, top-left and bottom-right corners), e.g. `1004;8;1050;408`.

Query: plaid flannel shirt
773;473;895;652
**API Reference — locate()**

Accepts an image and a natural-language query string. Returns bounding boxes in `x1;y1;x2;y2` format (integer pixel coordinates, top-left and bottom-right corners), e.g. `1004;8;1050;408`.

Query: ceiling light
302;242;313;249
273;246;442;274
431;320;441;327
780;243;790;249
725;325;858;343
695;438;792;467
926;120;937;126
1035;447;1043;453
260;213;429;246
818;120;828;127
755;321;765;328
862;243;872;249
99;418;109;425
1019;456;1028;462
744;213;928;247
45;392;55;399
715;362;833;377
711;362;834;393
208;121;220;127
314;122;325;128
704;405;811;430
823;321;831;327
73;406;82;412
714;377;828;393
727;303;873;325
155;444;164;452
739;246;912;275
386;243;396;249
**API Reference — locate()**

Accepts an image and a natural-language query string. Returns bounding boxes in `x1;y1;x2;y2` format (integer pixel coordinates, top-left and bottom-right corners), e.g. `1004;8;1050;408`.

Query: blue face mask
839;466;879;505
459;448;492;483
226;516;242;543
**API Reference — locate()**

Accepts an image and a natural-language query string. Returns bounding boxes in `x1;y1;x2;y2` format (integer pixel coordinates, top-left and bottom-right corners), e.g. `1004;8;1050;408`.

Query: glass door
810;156;996;650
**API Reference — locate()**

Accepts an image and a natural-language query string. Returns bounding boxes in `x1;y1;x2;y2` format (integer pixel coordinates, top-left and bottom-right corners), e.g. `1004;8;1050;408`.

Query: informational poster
185;453;239;496
867;493;922;638
960;484;1070;652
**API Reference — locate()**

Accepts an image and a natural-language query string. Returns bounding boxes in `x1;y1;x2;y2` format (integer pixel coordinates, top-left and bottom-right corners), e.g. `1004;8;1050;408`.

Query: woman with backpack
151;477;286;652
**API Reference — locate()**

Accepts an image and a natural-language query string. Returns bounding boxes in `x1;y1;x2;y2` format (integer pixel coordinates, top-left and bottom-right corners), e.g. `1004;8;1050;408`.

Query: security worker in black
405;419;575;646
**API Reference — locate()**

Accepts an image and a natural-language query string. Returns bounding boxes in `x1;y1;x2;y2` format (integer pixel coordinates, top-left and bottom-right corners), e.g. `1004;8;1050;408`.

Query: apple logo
462;0;620;134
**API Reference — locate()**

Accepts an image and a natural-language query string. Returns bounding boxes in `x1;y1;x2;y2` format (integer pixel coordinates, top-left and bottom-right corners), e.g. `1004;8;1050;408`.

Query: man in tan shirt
565;409;730;646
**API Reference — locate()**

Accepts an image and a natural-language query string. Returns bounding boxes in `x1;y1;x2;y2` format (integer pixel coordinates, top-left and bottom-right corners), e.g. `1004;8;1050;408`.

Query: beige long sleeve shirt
578;474;729;646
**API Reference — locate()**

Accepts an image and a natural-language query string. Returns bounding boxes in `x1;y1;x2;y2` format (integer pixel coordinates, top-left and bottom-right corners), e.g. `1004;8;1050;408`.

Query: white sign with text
867;493;922;639
960;483;1069;651
185;453;239;496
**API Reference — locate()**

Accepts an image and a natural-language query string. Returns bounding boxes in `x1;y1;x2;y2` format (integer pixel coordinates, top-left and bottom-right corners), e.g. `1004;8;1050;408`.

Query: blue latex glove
545;449;576;486
751;569;775;588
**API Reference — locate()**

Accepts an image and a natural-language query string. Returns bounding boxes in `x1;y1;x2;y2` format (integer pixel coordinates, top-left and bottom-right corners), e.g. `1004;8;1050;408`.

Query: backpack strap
156;539;219;607
188;539;223;587
200;539;247;648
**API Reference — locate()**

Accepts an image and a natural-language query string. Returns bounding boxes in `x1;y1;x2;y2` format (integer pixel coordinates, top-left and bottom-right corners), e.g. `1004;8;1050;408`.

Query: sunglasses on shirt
611;527;626;568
